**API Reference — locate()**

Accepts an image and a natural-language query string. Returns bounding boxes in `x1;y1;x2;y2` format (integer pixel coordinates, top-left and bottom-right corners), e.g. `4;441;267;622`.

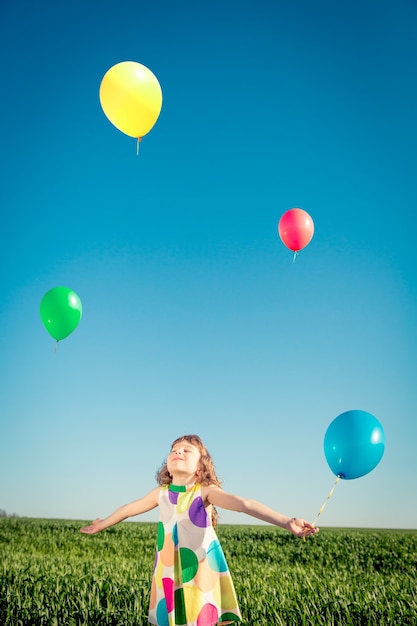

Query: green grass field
1;518;416;625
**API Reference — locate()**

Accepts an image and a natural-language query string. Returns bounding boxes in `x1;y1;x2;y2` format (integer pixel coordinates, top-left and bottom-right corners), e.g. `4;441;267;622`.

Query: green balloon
40;286;82;341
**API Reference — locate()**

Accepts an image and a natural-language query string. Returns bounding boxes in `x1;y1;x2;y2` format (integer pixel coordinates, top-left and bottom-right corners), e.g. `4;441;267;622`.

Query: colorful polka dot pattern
148;484;242;626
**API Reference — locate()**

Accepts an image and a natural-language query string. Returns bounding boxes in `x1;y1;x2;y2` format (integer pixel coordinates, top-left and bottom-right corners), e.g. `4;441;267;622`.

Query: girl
80;434;318;626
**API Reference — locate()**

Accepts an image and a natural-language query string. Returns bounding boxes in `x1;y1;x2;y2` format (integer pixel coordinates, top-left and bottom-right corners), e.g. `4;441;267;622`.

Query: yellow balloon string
303;475;341;541
136;137;142;155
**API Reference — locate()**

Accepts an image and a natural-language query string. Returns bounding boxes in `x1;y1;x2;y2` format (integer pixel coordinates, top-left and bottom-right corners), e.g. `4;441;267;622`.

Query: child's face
167;441;201;477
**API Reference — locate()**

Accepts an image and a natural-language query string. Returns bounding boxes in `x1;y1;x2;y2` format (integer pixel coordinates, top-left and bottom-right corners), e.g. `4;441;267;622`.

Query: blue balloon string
312;475;341;526
303;475;341;542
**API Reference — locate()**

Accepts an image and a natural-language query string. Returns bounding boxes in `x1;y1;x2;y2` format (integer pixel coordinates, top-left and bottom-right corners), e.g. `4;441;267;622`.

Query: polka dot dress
148;484;242;626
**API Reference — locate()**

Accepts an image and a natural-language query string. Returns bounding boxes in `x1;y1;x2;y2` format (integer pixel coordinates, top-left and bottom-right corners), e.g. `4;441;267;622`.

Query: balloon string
136;137;142;155
313;474;341;526
54;340;59;354
293;251;298;263
303;475;341;541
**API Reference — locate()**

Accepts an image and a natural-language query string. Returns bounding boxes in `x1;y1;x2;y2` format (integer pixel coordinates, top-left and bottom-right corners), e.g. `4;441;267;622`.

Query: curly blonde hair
155;434;222;526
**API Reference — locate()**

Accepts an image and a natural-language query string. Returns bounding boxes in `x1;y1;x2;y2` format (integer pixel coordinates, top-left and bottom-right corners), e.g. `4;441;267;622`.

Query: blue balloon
324;410;385;480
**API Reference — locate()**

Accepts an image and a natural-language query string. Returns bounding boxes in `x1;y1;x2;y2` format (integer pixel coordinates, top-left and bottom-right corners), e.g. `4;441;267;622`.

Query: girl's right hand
286;517;318;537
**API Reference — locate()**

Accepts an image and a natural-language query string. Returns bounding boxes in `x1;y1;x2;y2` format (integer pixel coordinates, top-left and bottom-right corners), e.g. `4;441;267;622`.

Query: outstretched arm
80;487;160;534
204;485;318;537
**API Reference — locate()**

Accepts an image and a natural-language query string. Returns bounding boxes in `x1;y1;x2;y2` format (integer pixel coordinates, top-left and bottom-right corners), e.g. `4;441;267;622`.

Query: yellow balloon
99;61;162;139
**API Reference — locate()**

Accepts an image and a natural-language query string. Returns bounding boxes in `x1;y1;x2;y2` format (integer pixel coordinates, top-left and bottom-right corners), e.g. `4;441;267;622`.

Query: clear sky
1;0;416;529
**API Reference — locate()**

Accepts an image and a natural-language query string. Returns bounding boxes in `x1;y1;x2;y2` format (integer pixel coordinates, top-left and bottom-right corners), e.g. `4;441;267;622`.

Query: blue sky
1;0;416;529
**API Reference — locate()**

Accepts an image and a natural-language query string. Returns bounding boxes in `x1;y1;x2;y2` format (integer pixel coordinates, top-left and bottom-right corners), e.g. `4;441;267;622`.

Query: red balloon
278;208;314;253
